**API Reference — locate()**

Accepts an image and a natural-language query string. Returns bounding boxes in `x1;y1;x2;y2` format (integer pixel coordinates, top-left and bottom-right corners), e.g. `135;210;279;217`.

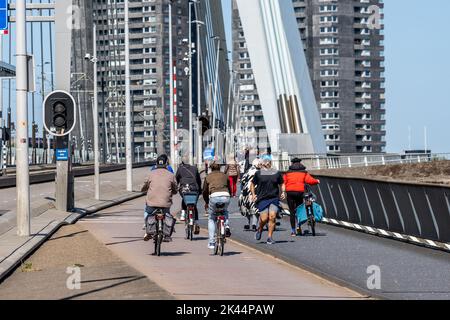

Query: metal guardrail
311;175;450;245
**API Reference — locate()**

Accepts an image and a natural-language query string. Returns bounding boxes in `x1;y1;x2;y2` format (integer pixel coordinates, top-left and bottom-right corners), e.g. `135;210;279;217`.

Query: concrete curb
0;192;145;283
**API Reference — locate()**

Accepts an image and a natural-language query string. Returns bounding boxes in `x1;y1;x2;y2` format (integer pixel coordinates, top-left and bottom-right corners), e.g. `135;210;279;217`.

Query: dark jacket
202;171;231;204
283;162;319;193
176;163;202;193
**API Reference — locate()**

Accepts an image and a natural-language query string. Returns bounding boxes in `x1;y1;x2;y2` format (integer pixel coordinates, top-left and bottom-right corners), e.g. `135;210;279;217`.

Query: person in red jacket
283;158;320;236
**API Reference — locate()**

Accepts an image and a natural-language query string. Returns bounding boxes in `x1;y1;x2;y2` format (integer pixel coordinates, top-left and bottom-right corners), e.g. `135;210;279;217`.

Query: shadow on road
62;276;147;300
150;252;190;257
223;251;242;257
49;230;88;241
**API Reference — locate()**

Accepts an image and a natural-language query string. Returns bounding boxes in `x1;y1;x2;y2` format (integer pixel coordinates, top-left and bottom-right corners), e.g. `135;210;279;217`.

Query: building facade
92;0;191;162
89;0;230;163
233;0;386;154
293;0;386;153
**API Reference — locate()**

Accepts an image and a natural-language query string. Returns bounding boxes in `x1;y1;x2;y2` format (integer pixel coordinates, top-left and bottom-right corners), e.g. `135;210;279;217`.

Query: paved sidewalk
0;224;172;300
0;168;151;281
80;197;367;300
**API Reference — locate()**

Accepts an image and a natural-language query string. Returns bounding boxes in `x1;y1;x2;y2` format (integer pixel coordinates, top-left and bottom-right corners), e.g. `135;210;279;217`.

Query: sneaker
255;230;262;241
180;210;186;222
144;233;152;242
194;225;201;235
225;226;232;237
291;232;296;237
267;238;275;245
208;243;215;250
244;225;250;230
296;227;303;236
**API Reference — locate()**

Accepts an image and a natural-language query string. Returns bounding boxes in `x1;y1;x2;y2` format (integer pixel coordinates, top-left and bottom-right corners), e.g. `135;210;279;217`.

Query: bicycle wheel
185;221;190;240
214;221;220;255
219;237;225;256
310;217;316;237
156;234;163;256
189;225;194;241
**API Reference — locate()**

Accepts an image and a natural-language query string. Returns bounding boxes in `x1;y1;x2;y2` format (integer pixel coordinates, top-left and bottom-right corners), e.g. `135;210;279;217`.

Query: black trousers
287;192;304;229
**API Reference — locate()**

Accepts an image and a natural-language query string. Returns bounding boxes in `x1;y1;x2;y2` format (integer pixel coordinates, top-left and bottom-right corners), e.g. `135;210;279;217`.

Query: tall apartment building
93;0;190;162
294;0;386;153
232;0;267;154
233;0;386;154
90;0;230;162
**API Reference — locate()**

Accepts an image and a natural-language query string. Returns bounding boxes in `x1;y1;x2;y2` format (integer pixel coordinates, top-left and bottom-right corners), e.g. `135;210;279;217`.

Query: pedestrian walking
225;158;240;197
239;158;262;231
250;155;286;245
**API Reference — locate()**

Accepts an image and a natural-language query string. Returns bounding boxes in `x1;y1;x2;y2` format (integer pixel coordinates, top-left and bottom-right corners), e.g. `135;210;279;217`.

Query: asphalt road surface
78;197;364;300
196;196;450;300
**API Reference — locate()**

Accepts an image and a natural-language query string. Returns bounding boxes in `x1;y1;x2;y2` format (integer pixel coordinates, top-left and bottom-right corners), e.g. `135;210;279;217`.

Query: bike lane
79;196;366;300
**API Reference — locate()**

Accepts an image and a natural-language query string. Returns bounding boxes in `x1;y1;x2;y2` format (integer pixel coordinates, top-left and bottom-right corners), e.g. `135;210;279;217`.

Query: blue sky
221;0;450;153
1;1;449;153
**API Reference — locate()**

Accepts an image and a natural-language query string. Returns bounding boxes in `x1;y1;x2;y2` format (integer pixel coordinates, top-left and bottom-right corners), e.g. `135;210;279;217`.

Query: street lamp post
192;3;204;168
16;0;31;236
211;36;221;155
125;0;133;192
169;0;175;169
188;1;193;165
91;24;100;200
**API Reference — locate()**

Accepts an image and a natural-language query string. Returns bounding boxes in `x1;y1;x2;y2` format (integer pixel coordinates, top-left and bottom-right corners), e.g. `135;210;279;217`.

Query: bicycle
153;209;166;256
214;203;227;256
146;208;175;256
183;192;199;241
303;191;316;237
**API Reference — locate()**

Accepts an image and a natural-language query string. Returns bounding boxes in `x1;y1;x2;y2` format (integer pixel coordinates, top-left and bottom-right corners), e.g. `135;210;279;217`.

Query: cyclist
176;156;202;234
251;155;286;245
203;161;232;250
142;155;178;242
239;158;262;231
151;154;174;173
283;158;320;236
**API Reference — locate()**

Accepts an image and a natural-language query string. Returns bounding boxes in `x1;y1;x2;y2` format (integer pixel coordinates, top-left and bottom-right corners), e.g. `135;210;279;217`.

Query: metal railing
272;153;450;172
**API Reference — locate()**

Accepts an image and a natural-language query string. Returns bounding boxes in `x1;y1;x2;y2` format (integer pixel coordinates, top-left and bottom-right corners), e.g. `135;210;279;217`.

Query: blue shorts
259;204;279;215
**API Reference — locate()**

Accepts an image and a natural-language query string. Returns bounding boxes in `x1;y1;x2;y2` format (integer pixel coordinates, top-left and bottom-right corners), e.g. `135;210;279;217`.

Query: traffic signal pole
16;0;31;236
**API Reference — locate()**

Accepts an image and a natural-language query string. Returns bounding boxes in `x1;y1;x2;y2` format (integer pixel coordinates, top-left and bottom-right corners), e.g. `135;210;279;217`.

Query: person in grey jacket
142;155;178;241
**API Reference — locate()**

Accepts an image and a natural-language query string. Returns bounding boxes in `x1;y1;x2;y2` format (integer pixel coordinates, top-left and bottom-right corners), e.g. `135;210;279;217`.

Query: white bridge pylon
236;0;326;154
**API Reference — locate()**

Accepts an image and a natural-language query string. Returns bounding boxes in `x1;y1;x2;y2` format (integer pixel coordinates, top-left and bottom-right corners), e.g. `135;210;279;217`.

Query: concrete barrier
0;161;155;189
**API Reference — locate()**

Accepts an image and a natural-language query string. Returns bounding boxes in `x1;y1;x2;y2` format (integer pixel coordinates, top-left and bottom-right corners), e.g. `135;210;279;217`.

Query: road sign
0;0;8;35
204;148;215;160
56;149;69;161
43;90;77;137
